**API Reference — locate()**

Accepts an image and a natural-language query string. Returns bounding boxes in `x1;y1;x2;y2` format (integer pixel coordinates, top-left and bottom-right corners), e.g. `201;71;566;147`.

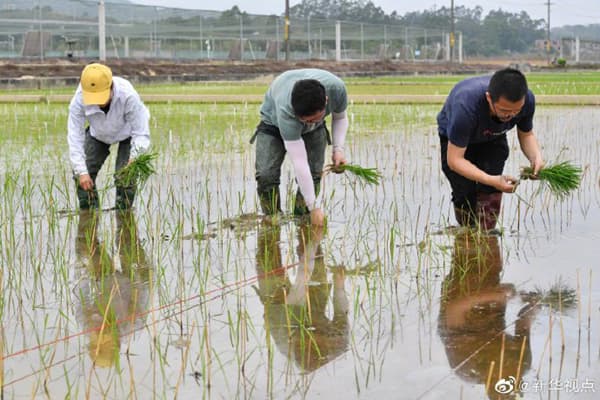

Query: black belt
249;120;331;145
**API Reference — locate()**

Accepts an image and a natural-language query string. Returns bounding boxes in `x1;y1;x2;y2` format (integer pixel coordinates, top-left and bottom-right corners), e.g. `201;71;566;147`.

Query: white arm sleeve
286;239;317;305
125;95;151;159
284;139;318;211
67;95;88;175
331;111;348;153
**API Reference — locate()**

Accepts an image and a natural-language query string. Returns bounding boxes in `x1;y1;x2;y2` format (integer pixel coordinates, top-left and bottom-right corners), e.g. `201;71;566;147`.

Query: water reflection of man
255;222;349;372
438;232;536;399
74;210;151;368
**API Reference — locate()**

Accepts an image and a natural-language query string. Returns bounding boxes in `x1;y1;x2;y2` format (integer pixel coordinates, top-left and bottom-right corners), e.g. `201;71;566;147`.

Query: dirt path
3;59;597;104
0;59;503;82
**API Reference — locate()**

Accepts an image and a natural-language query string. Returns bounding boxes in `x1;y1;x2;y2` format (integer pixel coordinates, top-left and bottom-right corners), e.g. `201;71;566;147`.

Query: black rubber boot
259;188;281;215
76;182;99;210
453;205;476;228
293;190;310;216
475;192;502;231
293;182;321;216
115;186;136;210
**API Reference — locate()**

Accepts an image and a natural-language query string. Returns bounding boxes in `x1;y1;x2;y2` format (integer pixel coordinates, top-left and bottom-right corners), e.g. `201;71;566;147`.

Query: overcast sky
131;0;599;27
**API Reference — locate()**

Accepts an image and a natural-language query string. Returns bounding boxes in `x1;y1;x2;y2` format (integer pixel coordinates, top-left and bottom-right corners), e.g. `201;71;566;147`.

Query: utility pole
98;0;106;61
37;1;43;62
284;0;290;61
545;0;553;64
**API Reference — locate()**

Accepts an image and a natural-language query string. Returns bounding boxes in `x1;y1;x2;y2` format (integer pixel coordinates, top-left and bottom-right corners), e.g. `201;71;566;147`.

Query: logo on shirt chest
482;128;509;137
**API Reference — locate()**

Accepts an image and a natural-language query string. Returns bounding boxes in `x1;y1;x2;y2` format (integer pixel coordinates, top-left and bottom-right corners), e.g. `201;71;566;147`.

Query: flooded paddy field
0;102;599;399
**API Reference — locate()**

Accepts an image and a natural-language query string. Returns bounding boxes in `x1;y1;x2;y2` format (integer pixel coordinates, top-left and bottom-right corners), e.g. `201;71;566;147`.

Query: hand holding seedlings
323;163;382;185
502;175;520;193
114;152;158;188
490;175;519;193
520;161;582;197
487;175;519;193
526;155;545;179
331;148;347;172
310;208;325;226
78;173;94;191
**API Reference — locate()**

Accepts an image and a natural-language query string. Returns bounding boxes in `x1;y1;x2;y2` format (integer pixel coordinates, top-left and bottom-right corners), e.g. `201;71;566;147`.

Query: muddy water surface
1;105;598;399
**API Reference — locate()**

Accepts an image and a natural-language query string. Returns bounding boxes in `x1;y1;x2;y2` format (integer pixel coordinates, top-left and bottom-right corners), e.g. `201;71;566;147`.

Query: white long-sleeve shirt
67;76;151;175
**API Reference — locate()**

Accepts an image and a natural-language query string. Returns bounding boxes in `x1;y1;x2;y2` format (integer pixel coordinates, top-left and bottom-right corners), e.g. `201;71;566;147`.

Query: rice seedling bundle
115;152;158;187
324;163;382;185
520;161;582;197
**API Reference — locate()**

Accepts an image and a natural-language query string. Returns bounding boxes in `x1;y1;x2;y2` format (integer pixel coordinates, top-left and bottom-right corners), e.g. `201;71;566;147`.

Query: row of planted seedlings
0;102;243;396
1;100;598;398
0;102;529;397
203;103;598;397
500;106;600;234
429;106;598;396
499;106;599;398
319;104;598;396
0;100;430;397
0;101;292;396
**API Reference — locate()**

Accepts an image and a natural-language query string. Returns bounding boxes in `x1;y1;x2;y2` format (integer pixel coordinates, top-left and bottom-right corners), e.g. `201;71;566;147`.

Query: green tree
480;10;545;55
290;0;392;23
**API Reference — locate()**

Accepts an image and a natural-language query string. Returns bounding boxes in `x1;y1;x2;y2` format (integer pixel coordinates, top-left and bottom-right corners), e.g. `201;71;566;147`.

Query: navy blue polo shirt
437;75;535;148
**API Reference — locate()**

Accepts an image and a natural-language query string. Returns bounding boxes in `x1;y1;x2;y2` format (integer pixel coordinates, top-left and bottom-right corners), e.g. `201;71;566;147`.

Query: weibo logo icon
494;376;516;394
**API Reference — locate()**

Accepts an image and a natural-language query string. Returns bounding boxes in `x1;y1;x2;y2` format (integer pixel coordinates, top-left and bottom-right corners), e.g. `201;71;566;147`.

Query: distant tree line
552;24;600;41
3;0;598;57
289;0;549;56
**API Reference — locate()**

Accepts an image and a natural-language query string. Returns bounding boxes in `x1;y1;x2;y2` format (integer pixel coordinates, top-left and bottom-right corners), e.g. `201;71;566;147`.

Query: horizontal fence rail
0;0;460;62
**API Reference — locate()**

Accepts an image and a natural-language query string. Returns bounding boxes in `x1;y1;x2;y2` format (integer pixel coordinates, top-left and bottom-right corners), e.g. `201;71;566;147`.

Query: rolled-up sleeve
67;94;88;175
125;95;151;159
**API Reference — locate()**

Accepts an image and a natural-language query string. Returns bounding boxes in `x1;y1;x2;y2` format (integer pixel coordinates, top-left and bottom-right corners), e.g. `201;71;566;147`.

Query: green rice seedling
520;161;582;198
323;163;382;185
2;79;599;399
114;152;158;188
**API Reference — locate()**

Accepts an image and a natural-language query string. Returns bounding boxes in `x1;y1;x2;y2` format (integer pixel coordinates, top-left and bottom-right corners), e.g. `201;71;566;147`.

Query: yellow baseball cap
88;329;119;368
80;63;113;105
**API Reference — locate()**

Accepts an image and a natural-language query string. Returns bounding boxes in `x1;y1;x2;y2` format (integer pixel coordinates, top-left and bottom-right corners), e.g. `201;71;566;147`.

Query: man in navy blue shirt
438;68;544;230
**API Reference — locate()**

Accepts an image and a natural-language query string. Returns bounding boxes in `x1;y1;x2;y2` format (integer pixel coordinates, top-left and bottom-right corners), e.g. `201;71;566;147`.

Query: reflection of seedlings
220;213;261;230
220;212;263;240
3;83;600;398
522;278;577;310
180;213;302;241
525;278;577;377
182;213;265;241
339;260;381;276
182;231;218;241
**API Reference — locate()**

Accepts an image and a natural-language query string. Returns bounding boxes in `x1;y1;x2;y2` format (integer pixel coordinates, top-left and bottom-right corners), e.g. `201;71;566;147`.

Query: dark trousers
439;134;509;211
75;128;135;209
254;121;328;215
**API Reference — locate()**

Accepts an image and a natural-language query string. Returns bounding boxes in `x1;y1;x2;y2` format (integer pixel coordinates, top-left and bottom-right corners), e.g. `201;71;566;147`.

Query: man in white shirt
67;63;151;210
252;69;349;226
